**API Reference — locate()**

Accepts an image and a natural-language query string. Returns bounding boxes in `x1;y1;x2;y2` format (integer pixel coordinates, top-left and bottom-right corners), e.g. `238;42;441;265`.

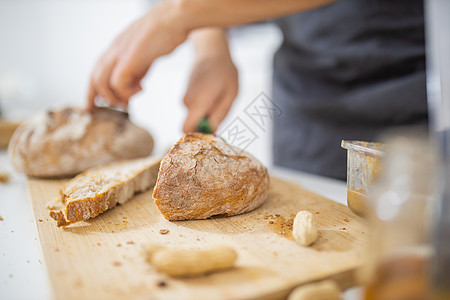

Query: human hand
183;29;238;133
87;1;188;110
86;0;334;111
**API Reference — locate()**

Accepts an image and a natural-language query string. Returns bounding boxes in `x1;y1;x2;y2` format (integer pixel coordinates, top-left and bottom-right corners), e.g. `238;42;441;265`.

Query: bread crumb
159;229;170;235
0;216;3;221
38;219;43;222
126;241;134;245
55;248;60;252
344;218;349;222
113;261;121;267
97;242;101;246
74;278;83;287
0;172;10;183
157;280;167;288
117;243;122;247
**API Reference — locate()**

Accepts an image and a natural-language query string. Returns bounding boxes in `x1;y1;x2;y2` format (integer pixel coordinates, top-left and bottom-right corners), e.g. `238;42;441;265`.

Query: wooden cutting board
27;175;368;300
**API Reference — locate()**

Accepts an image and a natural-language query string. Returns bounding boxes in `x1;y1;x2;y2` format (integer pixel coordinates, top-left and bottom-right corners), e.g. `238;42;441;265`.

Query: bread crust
8;107;154;177
153;133;270;221
49;157;161;227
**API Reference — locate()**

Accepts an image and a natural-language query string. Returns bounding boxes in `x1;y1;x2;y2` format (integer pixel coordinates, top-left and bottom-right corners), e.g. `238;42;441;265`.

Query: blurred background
0;0;282;165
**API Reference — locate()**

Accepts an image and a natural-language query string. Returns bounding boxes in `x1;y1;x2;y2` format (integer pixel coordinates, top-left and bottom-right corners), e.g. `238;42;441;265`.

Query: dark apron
272;0;427;180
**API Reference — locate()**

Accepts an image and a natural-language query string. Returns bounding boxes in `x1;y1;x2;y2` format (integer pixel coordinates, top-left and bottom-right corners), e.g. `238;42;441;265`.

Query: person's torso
273;0;427;126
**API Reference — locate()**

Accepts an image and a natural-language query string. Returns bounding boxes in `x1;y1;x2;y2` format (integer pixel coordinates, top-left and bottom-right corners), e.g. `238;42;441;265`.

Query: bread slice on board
50;156;161;227
8;107;154;178
153;133;270;221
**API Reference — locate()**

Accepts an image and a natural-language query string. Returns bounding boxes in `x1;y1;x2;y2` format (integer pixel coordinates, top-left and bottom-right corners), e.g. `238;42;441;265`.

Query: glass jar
362;133;436;300
341;140;384;216
425;0;450;298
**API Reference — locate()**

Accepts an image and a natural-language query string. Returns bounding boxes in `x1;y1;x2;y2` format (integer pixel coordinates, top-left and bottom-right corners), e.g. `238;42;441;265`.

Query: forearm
86;0;334;107
173;0;336;31
191;28;231;61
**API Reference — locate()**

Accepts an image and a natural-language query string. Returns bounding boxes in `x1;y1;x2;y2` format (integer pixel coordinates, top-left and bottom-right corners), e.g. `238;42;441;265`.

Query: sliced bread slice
50;156;161;227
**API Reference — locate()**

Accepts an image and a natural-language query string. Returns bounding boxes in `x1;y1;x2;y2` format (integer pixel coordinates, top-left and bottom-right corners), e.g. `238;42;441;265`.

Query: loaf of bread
153;133;270;221
50;156;161;227
8;107;154;177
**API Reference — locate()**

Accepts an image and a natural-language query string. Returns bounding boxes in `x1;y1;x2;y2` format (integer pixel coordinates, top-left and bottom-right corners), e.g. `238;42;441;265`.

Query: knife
196;117;213;134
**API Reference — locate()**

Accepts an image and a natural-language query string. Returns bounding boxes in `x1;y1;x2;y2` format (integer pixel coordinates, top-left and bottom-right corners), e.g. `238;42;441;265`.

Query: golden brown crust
49;210;70;227
153;133;270;221
49;157;161;228
8;107;154;178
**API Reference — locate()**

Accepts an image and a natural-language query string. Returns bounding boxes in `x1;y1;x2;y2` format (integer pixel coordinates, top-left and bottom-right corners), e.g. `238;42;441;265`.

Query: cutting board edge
241;266;360;300
26;178;58;300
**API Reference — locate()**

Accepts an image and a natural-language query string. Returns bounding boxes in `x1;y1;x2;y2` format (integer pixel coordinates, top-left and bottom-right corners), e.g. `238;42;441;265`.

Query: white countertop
0;151;362;300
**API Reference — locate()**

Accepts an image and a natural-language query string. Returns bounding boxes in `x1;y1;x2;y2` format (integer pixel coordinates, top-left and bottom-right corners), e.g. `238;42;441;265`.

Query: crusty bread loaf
8;107;154;177
153;133;270;221
49;156;161;227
